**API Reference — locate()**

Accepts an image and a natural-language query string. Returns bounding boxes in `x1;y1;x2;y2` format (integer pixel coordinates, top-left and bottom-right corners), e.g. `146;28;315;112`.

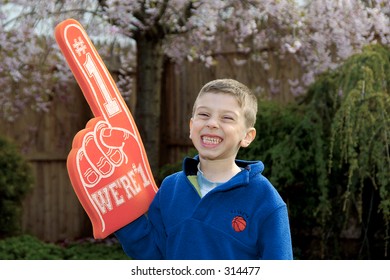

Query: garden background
0;0;389;259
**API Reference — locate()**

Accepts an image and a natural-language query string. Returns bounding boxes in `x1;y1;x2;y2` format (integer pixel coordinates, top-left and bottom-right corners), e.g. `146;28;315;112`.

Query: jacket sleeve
114;191;166;260
258;205;293;260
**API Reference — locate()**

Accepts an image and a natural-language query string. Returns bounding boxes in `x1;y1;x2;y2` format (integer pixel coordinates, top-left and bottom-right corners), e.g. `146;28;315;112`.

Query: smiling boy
115;79;293;260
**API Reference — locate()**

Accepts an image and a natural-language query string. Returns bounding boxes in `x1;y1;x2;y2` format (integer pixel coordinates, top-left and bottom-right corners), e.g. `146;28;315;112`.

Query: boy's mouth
201;136;222;145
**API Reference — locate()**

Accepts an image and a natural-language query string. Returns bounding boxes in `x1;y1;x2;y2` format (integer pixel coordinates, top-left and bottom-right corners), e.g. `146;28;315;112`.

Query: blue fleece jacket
115;156;293;260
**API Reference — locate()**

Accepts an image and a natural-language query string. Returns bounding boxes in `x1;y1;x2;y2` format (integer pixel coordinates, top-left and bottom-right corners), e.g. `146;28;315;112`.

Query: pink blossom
1;0;389;122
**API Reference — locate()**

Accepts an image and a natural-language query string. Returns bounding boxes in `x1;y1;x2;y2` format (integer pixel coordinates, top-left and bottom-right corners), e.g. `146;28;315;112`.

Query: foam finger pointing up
55;19;136;132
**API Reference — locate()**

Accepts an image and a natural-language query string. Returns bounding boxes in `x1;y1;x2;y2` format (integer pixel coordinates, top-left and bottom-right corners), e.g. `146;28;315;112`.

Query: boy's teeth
202;136;221;144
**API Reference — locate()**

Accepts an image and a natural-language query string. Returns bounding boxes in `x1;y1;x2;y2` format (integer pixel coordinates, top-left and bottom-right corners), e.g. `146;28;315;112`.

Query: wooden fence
0;53;300;242
1;82;93;242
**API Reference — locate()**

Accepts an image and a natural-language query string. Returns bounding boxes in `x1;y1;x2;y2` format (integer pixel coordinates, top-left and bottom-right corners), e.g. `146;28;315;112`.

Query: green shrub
0;235;129;260
63;238;129;260
0;235;64;260
303;44;390;259
0;136;34;237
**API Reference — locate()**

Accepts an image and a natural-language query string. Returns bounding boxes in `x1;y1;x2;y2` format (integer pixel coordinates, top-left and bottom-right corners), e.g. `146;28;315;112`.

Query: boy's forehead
197;91;237;101
194;92;242;110
197;92;237;103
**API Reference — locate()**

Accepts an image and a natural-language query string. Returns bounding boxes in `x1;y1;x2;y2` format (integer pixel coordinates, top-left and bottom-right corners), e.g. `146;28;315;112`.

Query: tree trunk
134;35;164;176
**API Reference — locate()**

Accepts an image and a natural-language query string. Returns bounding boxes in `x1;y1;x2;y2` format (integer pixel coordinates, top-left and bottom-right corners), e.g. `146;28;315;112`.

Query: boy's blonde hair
192;79;258;127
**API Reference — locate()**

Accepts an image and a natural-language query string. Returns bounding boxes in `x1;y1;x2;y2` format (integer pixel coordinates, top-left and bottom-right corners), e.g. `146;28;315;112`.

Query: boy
115;79;293;259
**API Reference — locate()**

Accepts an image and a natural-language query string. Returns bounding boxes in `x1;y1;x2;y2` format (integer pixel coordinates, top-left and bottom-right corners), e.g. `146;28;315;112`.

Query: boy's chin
197;151;219;161
198;152;236;162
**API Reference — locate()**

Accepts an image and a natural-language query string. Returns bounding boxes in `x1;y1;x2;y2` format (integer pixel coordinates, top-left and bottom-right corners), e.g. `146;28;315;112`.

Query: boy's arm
115;192;166;260
258;205;293;260
114;215;163;259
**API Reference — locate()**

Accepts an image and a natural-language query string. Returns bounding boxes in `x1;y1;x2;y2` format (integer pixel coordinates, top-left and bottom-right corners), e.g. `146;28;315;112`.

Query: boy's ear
240;128;256;148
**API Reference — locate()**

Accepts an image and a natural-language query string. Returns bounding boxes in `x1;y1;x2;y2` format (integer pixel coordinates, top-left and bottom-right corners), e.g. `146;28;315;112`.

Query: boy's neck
198;158;241;183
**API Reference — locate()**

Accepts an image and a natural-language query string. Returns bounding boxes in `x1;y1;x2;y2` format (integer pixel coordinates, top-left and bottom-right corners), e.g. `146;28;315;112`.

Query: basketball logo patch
232;215;247;232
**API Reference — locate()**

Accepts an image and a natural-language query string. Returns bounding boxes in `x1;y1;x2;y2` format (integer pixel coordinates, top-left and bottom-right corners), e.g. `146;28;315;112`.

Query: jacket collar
183;155;264;180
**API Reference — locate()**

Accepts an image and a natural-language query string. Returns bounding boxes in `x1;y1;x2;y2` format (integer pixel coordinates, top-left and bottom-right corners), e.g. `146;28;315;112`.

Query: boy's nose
206;117;219;128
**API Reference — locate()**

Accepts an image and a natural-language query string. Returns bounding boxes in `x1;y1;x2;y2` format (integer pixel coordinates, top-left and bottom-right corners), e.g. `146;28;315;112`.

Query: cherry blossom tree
1;0;389;172
290;0;390;96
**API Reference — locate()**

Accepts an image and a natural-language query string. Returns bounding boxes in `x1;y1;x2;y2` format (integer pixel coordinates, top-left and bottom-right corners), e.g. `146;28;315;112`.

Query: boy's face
190;92;256;162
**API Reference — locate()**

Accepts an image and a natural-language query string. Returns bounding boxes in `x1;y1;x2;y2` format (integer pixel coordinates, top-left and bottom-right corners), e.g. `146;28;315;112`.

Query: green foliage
63;239;129;260
0;136;34;237
328;44;390;211
0;235;129;260
327;44;390;257
0;235;64;260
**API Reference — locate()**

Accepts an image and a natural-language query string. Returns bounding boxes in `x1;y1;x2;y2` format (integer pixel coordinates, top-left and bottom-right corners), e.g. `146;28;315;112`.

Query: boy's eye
197;112;209;118
222;115;234;121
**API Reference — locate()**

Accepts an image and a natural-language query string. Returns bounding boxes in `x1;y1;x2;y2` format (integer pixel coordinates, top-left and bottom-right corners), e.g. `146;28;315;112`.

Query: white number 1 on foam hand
84;53;120;117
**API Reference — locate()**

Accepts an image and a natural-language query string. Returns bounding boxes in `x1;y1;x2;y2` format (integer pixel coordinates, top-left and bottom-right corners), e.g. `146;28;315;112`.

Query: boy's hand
55;19;157;239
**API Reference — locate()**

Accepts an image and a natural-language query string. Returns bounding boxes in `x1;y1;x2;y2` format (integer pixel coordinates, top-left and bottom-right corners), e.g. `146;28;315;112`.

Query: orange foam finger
55;19;158;238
